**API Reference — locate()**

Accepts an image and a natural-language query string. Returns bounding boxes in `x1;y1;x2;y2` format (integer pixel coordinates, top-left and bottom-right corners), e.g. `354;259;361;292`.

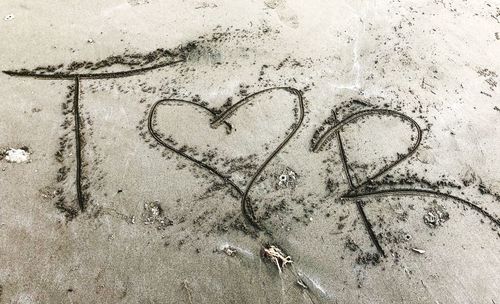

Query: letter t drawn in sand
3;56;185;213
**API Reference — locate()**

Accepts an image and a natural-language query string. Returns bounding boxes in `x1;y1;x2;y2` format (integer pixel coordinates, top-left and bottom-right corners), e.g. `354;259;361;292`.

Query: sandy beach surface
1;0;499;303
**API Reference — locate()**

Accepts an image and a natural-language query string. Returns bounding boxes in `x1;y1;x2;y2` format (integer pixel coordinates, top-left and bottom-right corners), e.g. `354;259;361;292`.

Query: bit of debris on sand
423;202;450;228
39;186;58;199
142;201;173;229
262;245;292;273
143;201;162;223
221;246;237;257
4;148;31;163
411;248;426;254
277;167;298;188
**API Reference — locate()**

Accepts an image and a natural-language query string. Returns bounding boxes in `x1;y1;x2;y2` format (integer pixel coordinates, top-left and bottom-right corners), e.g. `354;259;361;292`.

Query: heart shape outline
147;87;304;232
313;108;423;192
313;108;500;257
313;108;422;256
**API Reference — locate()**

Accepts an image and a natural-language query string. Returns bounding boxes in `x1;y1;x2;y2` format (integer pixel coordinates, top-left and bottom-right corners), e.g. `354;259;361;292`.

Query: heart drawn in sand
312;108;423;256
313;109;423;191
312;108;500;259
147;87;304;231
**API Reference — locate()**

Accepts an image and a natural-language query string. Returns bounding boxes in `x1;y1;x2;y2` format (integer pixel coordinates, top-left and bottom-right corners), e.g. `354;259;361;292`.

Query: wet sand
1;0;499;303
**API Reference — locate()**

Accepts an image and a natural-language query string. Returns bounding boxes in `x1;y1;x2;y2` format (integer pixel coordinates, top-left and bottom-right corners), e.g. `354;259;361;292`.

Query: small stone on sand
5;148;30;163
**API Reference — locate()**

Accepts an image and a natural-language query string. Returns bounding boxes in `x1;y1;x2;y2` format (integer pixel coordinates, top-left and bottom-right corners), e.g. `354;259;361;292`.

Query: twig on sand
263;245;293;273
